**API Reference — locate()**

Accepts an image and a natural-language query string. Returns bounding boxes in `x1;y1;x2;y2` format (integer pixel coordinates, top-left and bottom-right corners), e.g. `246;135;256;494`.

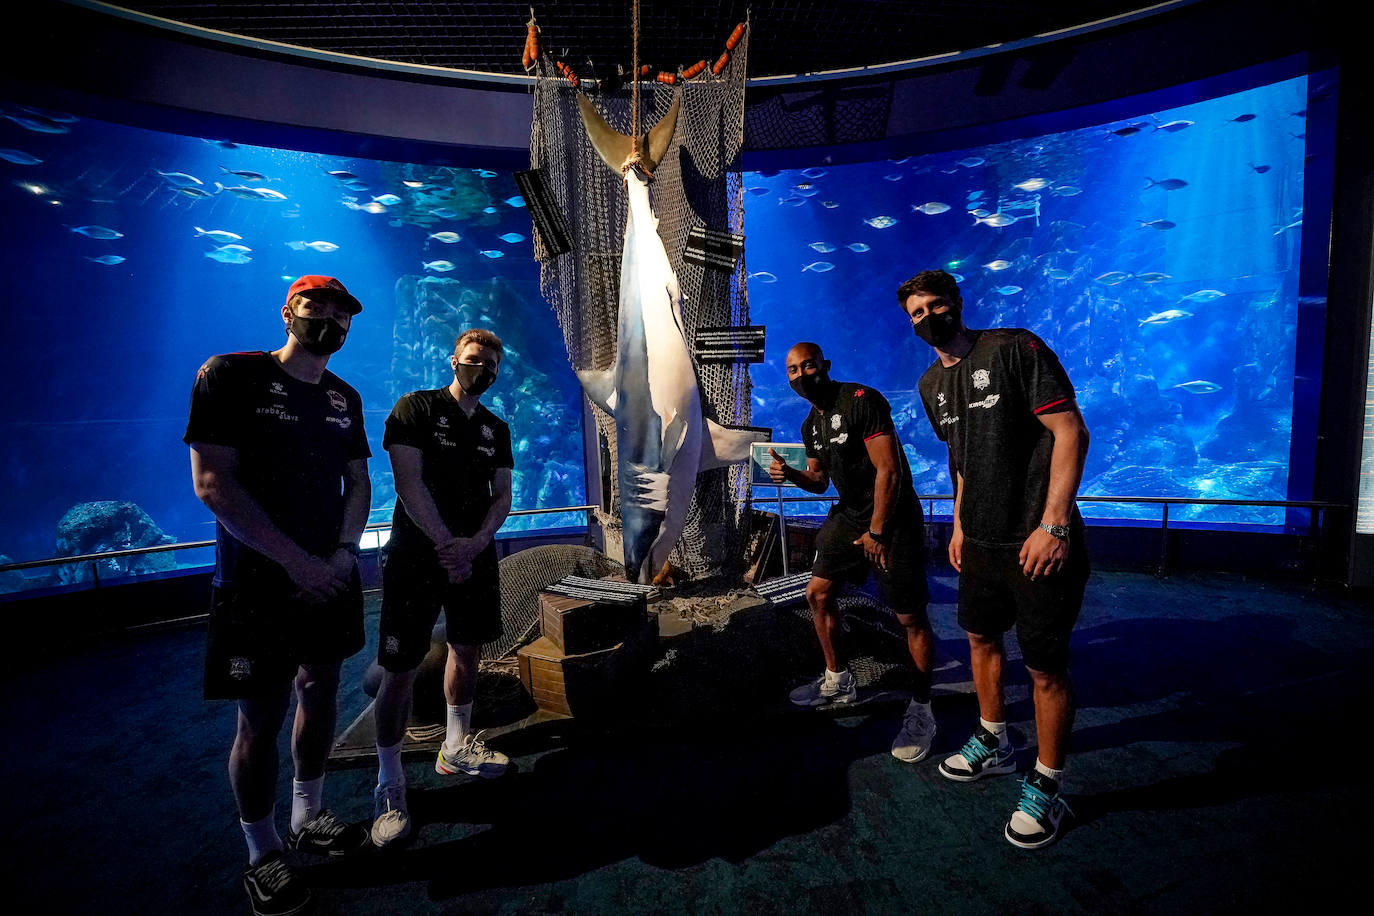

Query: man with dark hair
769;342;938;763
368;328;514;849
900;269;1090;850
187;275;372;916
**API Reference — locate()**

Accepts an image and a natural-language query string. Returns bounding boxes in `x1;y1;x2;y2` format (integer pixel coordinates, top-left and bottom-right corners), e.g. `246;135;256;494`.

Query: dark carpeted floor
4;567;1371;914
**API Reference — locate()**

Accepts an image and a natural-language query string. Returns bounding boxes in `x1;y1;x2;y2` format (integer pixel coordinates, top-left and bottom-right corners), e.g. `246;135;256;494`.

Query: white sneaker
435;732;510;778
788;669;858;707
370;781;410;848
890;700;937;763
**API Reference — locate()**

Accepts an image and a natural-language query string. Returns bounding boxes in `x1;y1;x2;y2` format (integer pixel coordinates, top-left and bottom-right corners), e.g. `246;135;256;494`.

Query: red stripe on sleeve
1033;397;1072;415
863;430;891;442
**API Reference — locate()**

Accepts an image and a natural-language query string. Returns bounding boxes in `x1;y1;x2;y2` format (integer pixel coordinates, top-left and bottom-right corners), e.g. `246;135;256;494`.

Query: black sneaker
242;850;311;916
287;810;370;857
1004;771;1073;849
938;727;1017;782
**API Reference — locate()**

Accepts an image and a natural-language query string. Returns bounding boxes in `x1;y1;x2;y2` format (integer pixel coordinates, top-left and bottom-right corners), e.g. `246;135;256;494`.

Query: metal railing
763;492;1344;575
0;495;1346;585
0;504;600;584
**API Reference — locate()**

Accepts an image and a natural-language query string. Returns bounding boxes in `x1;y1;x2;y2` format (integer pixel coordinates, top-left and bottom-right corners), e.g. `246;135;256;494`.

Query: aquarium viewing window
0;99;586;590
745;72;1325;532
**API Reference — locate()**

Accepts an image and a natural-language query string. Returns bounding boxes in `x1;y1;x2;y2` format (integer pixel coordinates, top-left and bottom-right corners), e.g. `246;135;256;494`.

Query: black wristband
335;541;360;556
868;529;889;545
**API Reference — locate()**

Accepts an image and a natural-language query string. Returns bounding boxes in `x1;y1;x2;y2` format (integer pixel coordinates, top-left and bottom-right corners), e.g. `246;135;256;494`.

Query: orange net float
656;71;677;85
521;21;541;70
712;51;731;75
554;59;579;87
725;22;745;51
682;60;708;80
638;64;653;79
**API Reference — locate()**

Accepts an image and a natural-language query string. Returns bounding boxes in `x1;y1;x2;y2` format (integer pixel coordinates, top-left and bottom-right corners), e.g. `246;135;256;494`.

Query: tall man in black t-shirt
769;342;938;763
367;328;514;849
186;275;372;916
901;269;1090;850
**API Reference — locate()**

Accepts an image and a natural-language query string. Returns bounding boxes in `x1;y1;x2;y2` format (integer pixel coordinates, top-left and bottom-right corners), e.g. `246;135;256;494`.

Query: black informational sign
695;325;765;364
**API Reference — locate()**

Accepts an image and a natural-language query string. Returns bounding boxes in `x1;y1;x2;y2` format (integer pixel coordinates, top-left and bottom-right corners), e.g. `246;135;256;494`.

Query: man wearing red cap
185;276;372;916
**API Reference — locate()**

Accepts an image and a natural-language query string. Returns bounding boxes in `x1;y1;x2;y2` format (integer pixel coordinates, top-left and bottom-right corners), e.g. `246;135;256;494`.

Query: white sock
377;740;405;787
1034;759;1064;784
241;810;283;866
979;718;1010;749
824;667;850;684
290;776;324;834
445;702;473;752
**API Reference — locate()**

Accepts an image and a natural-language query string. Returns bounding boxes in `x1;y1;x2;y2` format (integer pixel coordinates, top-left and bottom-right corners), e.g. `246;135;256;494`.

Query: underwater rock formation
54;500;175;584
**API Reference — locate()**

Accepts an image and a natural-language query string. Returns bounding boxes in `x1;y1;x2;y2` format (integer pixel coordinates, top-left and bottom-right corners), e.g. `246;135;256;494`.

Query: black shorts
811;509;929;620
957;535;1089;674
378;542;502;672
204;567;365;700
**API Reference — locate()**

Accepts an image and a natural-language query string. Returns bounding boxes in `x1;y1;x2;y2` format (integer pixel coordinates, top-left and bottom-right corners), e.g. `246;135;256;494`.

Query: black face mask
789;372;833;403
455;363;497;397
288;313;348;355
912;309;960;348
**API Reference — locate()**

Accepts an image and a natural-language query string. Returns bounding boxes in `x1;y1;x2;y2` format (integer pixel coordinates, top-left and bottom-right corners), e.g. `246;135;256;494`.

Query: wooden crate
517;615;657;717
538;591;647;656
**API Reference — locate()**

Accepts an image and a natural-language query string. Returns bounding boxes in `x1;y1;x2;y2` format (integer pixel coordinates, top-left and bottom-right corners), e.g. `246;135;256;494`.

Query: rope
631;0;641;159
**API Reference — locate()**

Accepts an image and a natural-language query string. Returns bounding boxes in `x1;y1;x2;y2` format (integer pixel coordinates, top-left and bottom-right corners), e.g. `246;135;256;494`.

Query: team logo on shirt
831;415;842;430
854;388;865;397
481;425;494;440
229;657;252;680
437;416;449;428
830;432;849;445
478;445;495;456
972;369;991;390
327;389;348;412
970;394;1001;410
384;635;400;656
271;381;287;396
937;392;946;406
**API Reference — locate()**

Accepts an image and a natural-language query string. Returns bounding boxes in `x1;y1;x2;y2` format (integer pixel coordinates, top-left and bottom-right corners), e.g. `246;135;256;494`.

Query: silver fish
194;227;242;243
802;261;835;273
912;202;951;215
1172;380;1221;394
423;260;455;271
1138;309;1194;326
68;225;123;240
429;231;462;243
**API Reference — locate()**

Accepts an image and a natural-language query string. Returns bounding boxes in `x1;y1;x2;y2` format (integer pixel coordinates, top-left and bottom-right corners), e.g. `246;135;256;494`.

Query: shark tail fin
578;93;681;177
700;421;771;471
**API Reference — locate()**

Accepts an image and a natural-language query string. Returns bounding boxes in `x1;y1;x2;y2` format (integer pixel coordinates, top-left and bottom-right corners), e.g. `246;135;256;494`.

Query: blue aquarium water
745;75;1316;530
0;102;586;586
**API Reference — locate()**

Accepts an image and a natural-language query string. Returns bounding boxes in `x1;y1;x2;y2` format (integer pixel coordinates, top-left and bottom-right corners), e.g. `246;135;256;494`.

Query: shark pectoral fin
576;368;618;414
642;94;680;173
700;421;772;471
660;409;689;466
579;95;636;177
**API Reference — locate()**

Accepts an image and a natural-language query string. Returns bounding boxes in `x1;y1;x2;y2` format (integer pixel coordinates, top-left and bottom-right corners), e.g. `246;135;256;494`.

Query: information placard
750;442;807;488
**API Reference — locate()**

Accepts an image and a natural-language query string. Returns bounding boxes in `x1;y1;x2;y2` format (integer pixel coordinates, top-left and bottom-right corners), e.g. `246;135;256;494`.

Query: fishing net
485;543;626;659
529;24;753;581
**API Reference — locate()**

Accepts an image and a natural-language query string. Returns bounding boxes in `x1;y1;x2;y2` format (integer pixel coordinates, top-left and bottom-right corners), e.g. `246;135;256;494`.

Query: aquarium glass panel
0;101;585;593
746;75;1313;530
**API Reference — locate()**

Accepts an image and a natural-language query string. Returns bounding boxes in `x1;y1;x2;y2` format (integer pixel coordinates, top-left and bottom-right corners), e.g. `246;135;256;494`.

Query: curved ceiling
109;1;1187;79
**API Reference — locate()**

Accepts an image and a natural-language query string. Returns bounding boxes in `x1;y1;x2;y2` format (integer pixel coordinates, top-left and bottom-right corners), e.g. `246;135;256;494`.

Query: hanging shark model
577;93;766;583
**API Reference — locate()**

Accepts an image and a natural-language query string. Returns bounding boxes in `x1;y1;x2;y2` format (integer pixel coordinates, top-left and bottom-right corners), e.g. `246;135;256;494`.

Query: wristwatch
868;529;889;545
1038;523;1069;541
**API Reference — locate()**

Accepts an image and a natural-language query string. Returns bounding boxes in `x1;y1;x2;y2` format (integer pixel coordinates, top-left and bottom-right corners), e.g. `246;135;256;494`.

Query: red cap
285;275;363;315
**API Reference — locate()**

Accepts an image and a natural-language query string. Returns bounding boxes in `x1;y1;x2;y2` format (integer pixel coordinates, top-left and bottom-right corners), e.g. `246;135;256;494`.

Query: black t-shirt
801;381;918;529
383;387;514;551
183;351;371;588
918;328;1080;548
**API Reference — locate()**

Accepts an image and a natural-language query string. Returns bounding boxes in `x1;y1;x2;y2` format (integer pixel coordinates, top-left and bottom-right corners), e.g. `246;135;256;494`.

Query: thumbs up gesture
768;447;790;484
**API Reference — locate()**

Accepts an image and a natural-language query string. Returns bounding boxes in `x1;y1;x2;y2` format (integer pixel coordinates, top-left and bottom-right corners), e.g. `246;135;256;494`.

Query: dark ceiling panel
111;1;1166;78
